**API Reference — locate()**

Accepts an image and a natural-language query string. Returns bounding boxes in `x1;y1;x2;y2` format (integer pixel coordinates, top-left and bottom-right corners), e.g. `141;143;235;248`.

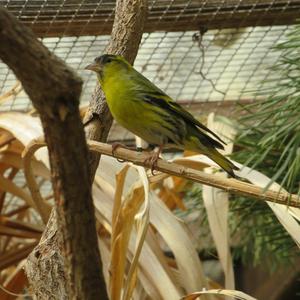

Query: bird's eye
96;55;113;65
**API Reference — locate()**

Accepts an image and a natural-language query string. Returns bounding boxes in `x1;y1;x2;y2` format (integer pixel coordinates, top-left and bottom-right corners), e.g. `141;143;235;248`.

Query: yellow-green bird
85;54;238;177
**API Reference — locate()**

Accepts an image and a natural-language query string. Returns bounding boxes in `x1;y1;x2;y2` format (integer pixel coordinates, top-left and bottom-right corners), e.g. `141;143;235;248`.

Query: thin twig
23;139;300;208
0;81;22;103
87;141;300;207
22;137;52;224
0;283;29;297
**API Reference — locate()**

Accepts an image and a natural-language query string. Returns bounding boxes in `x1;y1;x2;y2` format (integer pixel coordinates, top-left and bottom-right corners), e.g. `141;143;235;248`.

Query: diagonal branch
88;142;300;208
25;139;300;208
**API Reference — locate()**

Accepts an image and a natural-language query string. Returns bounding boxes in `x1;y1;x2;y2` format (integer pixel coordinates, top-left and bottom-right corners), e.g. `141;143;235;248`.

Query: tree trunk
0;7;108;300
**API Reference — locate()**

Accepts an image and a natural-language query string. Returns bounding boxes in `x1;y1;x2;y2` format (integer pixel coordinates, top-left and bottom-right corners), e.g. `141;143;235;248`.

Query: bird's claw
117;158;126;163
144;152;160;175
111;143;144;163
111;142;126;162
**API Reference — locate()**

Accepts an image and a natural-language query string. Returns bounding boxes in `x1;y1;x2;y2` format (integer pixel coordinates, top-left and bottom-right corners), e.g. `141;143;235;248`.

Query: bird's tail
206;148;239;178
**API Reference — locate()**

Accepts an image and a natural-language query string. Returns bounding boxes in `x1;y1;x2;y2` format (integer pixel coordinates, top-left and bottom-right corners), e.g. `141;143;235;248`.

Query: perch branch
87;142;300;208
25;139;300;208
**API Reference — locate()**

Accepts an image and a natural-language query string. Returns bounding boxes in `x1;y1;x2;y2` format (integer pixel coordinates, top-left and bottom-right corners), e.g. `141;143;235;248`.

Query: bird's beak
84;62;101;72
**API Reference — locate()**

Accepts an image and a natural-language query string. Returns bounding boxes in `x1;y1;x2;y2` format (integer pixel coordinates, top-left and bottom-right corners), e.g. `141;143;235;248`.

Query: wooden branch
0;242;37;271
0;7;108;300
6;0;300;37
0;224;41;239
25;139;300;208
87;141;300;208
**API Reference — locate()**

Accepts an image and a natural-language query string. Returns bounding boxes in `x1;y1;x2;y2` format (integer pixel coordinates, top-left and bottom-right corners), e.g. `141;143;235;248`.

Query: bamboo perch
24;138;300;208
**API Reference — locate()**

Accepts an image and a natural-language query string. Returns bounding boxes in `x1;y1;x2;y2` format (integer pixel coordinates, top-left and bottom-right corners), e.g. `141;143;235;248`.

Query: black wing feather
143;93;226;149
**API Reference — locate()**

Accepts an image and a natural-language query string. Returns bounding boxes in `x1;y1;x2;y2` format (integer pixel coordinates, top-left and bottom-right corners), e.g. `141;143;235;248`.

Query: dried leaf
150;192;208;293
110;165;147;300
181;289;256;300
202;113;235;289
180;154;300;249
123;166;150;300
93;182;182;299
236;163;300;248
0;113;49;167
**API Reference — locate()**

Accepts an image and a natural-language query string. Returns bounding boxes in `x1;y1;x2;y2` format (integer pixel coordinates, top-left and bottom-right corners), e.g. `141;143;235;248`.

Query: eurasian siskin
85;54;238;177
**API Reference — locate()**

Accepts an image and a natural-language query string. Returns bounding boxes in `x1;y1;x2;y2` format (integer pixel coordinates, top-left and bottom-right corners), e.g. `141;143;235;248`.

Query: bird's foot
111;142;131;162
144;147;163;175
111;142;143;163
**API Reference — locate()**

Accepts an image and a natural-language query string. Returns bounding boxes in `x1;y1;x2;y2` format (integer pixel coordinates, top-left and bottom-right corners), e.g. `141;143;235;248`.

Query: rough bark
0;7;108;300
84;0;148;180
25;210;67;299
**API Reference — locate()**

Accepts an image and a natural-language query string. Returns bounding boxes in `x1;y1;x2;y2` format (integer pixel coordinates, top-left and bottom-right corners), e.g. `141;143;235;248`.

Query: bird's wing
142;90;226;146
131;68;225;146
168;100;226;144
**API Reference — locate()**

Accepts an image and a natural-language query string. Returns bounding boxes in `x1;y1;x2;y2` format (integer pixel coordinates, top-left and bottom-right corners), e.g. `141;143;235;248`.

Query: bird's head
85;54;130;82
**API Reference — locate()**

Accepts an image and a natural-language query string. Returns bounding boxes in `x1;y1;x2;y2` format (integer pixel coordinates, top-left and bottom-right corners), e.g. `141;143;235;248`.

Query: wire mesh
0;26;291;107
2;3;300;293
1;0;300;36
0;0;299;142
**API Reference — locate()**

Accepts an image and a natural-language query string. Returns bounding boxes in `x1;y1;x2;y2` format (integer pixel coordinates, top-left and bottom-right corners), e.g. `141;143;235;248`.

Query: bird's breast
105;92;168;145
